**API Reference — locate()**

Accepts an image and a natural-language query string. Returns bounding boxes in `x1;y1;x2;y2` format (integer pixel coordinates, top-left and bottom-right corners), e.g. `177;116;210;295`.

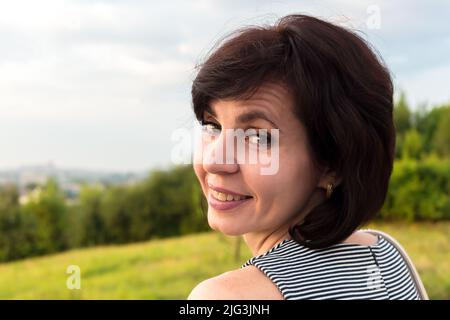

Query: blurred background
0;0;449;299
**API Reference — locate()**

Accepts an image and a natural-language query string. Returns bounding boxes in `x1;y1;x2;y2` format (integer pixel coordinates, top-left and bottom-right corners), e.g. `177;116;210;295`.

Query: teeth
211;190;249;202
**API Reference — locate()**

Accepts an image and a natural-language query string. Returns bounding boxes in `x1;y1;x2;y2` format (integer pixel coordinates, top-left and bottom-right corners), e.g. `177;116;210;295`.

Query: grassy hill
0;221;449;299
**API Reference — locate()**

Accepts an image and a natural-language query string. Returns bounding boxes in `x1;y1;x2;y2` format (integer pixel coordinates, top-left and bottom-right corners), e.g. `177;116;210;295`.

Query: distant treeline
0;94;449;262
0;166;209;262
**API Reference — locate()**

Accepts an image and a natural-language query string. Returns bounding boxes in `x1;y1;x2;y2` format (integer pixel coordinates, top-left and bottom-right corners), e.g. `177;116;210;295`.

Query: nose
201;130;239;175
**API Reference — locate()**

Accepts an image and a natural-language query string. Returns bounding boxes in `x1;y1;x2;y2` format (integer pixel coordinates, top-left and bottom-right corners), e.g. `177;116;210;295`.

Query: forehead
207;82;293;119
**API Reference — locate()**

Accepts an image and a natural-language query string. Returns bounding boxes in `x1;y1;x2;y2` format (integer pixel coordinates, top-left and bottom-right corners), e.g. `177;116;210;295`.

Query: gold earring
326;183;334;199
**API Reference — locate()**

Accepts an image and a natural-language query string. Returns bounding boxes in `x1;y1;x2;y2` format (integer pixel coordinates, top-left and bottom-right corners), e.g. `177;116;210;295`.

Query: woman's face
193;82;328;237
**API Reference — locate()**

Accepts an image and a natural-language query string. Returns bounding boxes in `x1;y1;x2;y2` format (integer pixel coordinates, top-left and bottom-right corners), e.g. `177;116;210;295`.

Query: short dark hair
191;14;396;248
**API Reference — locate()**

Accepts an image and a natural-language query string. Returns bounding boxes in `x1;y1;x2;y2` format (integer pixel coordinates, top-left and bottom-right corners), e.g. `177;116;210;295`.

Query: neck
243;228;292;257
243;187;325;257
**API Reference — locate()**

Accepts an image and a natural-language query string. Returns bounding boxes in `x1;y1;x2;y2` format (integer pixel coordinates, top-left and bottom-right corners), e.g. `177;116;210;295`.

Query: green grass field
0;221;448;299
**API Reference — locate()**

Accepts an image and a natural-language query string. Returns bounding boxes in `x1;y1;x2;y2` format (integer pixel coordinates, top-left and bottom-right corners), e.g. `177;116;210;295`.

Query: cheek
241;165;273;202
193;163;207;194
278;151;319;210
248;147;319;213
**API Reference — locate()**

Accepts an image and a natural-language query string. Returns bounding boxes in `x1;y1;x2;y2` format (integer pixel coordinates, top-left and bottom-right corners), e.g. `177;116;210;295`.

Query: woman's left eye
247;130;271;147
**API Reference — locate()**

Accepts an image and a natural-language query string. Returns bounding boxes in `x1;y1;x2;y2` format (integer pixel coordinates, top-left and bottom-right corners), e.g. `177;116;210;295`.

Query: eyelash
199;119;272;147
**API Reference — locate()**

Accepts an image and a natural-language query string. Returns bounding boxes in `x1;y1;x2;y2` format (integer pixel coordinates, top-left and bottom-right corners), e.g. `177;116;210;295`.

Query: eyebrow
204;105;279;130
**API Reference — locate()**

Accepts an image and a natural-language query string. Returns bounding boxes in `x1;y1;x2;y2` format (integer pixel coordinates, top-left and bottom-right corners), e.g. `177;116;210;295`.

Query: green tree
393;92;412;158
432;107;450;157
22;179;69;254
100;186;132;243
415;105;450;155
77;184;106;246
0;184;39;261
394;92;412;134
124;182;156;242
144;165;209;238
401;129;423;159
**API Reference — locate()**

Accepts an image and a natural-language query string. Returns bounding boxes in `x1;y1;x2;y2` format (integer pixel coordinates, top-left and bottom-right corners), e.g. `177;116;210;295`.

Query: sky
1;0;449;172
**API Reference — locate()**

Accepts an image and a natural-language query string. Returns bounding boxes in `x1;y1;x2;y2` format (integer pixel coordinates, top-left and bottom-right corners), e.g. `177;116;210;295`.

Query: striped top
241;233;420;300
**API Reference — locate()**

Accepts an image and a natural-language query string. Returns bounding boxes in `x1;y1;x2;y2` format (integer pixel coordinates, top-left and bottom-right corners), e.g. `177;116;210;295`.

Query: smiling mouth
210;189;252;202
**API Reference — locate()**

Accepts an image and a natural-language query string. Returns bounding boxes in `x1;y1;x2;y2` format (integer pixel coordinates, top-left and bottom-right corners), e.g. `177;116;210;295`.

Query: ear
317;167;342;189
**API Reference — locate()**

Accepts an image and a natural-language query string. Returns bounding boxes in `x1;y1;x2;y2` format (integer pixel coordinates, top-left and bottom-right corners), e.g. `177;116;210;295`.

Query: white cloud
0;0;449;170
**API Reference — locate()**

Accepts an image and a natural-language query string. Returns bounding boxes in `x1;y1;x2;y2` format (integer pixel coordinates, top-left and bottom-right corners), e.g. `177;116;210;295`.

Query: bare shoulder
342;230;379;246
187;266;284;300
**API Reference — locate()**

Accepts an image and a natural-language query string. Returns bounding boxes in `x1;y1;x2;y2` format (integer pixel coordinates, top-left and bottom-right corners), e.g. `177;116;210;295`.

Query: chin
207;211;246;236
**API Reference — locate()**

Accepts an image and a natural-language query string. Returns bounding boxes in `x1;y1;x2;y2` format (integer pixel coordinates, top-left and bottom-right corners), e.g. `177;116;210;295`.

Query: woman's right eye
200;120;221;136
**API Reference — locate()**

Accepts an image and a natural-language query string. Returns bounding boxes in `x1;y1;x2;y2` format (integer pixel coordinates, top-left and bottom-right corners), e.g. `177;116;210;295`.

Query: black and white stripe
241;234;420;300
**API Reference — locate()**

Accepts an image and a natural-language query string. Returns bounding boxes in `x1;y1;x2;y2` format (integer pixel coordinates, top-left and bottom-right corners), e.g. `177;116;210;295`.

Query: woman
188;14;422;300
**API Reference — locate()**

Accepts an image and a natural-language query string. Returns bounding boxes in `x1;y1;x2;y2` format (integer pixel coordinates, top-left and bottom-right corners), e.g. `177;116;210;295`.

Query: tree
393;92;412;159
0;184;39;261
77;184;106;246
401;129;423;159
394;92;412;135
432;107;450;158
145;165;209;238
22;179;69;254
415;105;450;155
100;186;132;243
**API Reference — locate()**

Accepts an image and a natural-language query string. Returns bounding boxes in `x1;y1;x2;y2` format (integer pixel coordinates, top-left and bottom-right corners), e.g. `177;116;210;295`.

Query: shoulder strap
360;228;429;300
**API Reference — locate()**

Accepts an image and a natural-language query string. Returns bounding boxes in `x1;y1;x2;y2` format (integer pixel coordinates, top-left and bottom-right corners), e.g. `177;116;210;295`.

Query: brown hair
191;14;395;248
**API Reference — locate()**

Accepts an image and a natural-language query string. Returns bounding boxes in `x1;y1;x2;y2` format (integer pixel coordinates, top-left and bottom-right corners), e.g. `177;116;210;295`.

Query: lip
208;191;253;211
207;183;252;197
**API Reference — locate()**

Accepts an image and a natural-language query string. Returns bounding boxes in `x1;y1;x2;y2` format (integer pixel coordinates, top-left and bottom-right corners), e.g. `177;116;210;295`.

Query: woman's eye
200;120;221;135
247;130;272;147
199;120;272;147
